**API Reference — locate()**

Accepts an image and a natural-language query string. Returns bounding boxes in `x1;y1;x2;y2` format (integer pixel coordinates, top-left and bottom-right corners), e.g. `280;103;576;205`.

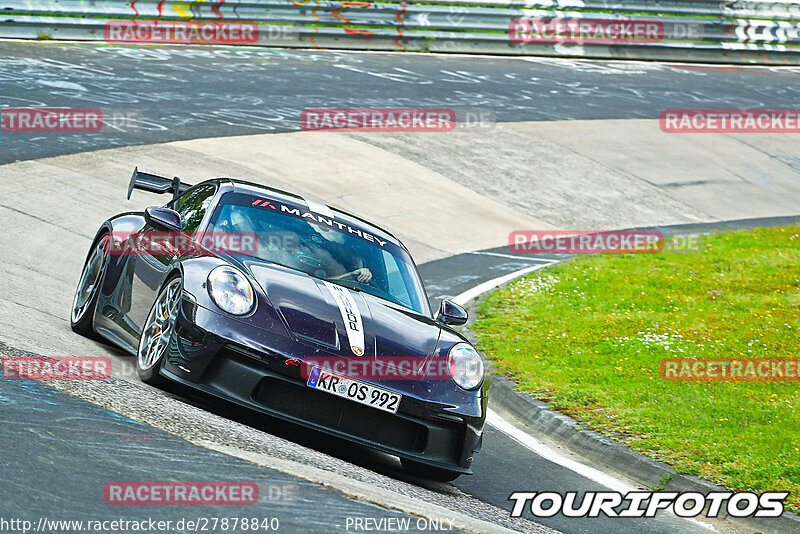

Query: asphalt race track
2;41;799;534
1;378;440;533
2;42;799;165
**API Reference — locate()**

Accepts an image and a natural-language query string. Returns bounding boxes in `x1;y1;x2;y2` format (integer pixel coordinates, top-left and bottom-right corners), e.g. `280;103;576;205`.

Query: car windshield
207;191;429;315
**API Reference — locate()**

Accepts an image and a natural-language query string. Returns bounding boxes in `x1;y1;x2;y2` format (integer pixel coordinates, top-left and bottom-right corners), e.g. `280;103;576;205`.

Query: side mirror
436;299;468;326
144;207;181;232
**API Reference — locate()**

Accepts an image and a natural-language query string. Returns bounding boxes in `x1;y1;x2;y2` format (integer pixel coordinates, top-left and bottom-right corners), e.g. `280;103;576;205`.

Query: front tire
401;458;461;482
136;275;182;386
70;233;110;337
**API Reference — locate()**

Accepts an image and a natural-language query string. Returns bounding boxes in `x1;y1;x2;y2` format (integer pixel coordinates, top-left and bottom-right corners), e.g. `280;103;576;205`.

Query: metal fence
2;0;800;64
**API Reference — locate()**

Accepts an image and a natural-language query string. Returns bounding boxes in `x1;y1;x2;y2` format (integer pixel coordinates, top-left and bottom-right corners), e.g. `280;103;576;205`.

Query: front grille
253;377;427;452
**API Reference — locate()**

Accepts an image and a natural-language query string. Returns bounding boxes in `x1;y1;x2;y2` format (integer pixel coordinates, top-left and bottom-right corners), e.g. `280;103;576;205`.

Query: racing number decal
323;281;365;356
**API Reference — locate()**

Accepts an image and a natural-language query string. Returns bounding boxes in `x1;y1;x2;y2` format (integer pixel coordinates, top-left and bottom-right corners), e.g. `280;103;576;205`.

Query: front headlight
207;266;255;316
448;343;484;390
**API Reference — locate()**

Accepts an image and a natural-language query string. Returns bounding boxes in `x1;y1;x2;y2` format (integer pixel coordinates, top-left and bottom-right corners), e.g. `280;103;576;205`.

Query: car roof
206;178;403;249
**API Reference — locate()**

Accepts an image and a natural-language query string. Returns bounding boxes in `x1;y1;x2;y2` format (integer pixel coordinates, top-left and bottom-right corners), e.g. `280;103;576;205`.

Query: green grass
473;225;800;509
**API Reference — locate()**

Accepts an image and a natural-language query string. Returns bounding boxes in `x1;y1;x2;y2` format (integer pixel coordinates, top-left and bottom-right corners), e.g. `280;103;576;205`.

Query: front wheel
136;276;182;386
400;458;461;482
70;233;110;337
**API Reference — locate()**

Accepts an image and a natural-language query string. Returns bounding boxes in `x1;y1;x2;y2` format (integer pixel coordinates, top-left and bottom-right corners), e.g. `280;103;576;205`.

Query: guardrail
1;0;799;64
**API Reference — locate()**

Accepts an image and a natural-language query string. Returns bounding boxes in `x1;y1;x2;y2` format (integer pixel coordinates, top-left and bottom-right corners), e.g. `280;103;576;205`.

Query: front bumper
160;298;486;473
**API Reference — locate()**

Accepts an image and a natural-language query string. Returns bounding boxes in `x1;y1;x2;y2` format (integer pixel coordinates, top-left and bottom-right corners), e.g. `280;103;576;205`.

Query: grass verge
473;225;800;509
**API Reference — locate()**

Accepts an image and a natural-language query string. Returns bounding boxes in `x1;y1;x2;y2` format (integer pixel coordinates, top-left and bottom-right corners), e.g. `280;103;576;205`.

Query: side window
382;250;412;308
176;184;217;233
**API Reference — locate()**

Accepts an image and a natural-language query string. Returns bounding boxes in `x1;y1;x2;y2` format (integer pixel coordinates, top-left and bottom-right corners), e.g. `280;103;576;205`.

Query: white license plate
307;366;401;414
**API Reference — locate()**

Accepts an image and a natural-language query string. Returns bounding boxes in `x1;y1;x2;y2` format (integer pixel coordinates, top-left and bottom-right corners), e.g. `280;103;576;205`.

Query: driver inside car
313;226;373;283
218;207;373;284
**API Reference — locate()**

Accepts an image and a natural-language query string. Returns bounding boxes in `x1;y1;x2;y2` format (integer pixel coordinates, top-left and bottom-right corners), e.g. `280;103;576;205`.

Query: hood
244;261;441;361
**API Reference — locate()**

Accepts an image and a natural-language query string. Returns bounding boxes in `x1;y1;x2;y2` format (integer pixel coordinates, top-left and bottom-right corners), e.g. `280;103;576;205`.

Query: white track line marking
487;408;633;493
198;442;519;534
454;263;718;532
454;261;636;493
465;251;556;262
452;262;558;307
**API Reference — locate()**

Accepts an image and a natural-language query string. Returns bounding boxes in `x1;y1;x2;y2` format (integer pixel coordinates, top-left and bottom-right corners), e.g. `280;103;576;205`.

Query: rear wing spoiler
127;167;193;203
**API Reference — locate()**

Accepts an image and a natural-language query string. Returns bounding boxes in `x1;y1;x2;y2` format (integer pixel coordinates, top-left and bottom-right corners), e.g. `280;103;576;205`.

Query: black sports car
71;169;488;481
